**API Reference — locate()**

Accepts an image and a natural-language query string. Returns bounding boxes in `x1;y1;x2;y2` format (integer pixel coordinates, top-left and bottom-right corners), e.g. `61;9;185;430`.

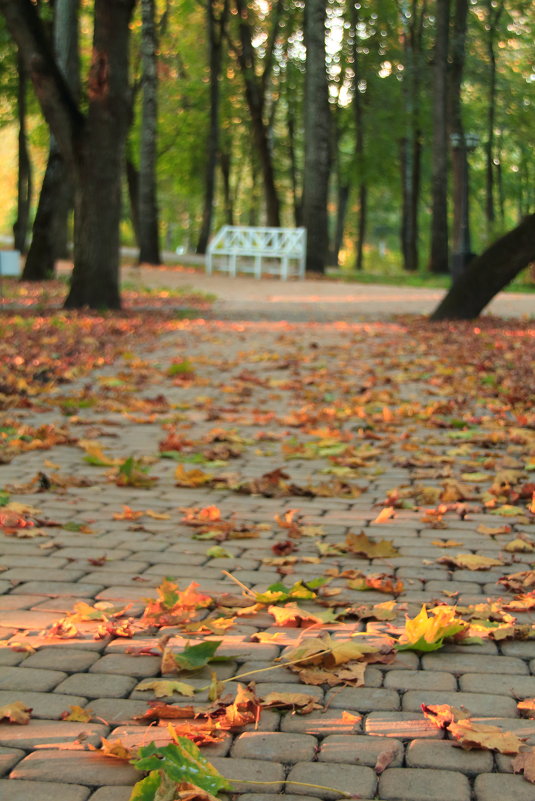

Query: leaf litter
1;314;535;796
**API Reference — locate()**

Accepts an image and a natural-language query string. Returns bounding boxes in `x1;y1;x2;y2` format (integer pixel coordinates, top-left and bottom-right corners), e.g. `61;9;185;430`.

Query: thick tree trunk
428;0;450;274
430;213;535;320
197;0;228;254
13;52;32;255
65;0;135;309
138;0;161;264
302;0;331;274
23;0;79;280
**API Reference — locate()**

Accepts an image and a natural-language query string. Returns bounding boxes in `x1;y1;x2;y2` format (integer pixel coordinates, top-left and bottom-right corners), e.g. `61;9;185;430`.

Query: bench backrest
208;226;306;258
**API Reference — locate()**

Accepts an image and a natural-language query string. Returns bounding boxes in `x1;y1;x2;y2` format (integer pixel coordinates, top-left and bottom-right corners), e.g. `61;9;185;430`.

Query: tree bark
219;146;234;225
350;1;367;272
138;0;161;264
484;0;503;235
13;51;32;255
23;0;79;281
234;0;282;227
333;183;350;267
430;213;535;320
448;0;469;268
428;0;450;274
66;0;136;308
302;0;331;274
197;0;229;254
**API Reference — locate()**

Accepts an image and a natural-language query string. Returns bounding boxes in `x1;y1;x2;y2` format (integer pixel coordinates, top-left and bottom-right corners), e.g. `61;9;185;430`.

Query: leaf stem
198;648;332;691
221;570;257;599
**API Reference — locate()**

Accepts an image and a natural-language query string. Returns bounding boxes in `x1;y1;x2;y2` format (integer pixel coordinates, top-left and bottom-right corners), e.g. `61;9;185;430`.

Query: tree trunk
1;0;135;310
66;0;136;308
219;146;234;225
333;183;349;267
448;0;469;274
350;1;367;272
484;0;503;236
23;0;79;281
428;0;450;274
430;213;535;320
234;0;282;227
13;51;32;255
302;0;331;274
138;0;161;264
197;0;229;254
126;155;141;248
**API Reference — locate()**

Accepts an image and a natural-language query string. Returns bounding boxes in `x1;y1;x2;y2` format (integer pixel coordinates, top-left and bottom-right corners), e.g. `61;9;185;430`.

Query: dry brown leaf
133;702;197;722
174;781;222;801
260;691;323;714
518;699;535;719
267;603;325;628
421;704;470;729
504;537;534;553
437;553;504;570
95;737;133;760
374;745;398;775
0;701;32;724
476;524;512;536
448;719;524;754
343;531;399;559
512;748;535;783
60;705;93;722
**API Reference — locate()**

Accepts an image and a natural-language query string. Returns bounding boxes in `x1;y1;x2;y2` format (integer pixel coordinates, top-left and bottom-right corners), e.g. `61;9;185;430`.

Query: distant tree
428;0;450;274
23;0;79;281
430;213;535;319
138;0;161;265
196;0;229;255
302;0;331;273
0;0;137;309
12;51;31;255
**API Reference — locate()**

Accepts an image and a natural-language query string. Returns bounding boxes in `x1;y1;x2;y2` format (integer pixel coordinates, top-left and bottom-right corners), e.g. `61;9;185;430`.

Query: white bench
0;251;20;277
207;226;306;280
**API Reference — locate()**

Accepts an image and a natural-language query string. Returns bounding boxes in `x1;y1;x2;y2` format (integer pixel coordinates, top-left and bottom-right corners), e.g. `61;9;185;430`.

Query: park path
0;295;534;801
119;262;534;321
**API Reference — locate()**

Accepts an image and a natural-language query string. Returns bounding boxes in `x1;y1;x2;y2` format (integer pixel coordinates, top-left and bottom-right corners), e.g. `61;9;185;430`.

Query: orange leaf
373;507;395;524
61;705;93;722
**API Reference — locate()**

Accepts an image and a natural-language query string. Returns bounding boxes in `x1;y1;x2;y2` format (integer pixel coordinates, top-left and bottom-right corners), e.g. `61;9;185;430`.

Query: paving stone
406;738;493;774
376;651;419;671
54;673;137;698
281;709;362;736
0;719;109;749
364;711;444;739
11;750;139;785
0;595;43;610
88;698;150;725
0;691;88;720
239;795;318;801
231;732;317;762
286;762;377;799
89;654;160;677
209;757;284;793
402;690;517;717
0;779;90;800
11;582;105;597
421;653;528;674
0;610;65;630
24;648;99;672
384;670;457;691
500;641;535;658
0;649;23;667
319;734;403;767
473;773;535;801
0;568;87;582
459;672;535;697
87;789;133;801
0;747;24;776
325;687;400;712
0;666;67;692
378;767;470;801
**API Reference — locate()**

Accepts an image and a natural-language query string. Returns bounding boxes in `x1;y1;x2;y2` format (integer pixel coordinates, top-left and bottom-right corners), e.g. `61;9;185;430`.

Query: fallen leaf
343;531;399;559
449;718;524;754
260;691;323;714
135;680;196;698
96;737;133;760
134;703;197;722
437;553;504;570
512;748;535;783
395;605;468;652
373;507;396;524
0;701;32;724
518;699;535;719
61;705;93;722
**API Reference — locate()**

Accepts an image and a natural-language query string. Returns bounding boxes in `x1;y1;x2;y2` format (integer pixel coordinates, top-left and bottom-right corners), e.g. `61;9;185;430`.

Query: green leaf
168;360;194;376
173;640;224;671
0;491;10;507
254;578;327;605
206;546;233;558
132;739;231;796
129;770;161;801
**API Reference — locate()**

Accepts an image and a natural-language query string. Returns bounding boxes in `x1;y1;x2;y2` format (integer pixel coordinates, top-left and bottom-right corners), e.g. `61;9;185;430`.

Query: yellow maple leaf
0;701;32;724
135;679;196;698
396;605;468;652
61;705;94;722
437;553;504;570
175;465;213;487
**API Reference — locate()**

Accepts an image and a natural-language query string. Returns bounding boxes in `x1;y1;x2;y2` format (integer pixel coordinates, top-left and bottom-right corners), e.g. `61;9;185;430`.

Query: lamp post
450;131;479;281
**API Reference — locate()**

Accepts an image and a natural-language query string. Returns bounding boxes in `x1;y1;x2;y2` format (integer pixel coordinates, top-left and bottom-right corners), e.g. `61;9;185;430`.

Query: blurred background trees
0;0;532;307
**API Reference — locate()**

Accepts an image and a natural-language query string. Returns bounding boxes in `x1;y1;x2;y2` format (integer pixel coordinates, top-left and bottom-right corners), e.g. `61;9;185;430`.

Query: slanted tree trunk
428;0;450;274
23;0;79;281
430;213;535;320
13;52;32;255
138;0;160;264
197;0;229;254
302;0;331;274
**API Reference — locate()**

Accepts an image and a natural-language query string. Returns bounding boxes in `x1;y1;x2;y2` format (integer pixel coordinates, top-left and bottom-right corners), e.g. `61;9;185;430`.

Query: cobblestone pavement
1;314;534;801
